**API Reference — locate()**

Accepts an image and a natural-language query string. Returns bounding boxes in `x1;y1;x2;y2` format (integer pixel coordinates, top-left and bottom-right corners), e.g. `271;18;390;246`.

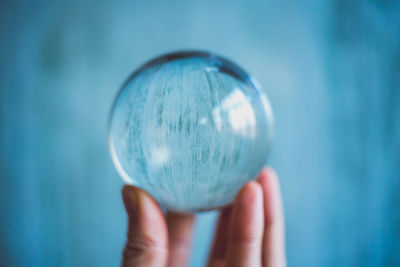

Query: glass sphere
109;51;274;212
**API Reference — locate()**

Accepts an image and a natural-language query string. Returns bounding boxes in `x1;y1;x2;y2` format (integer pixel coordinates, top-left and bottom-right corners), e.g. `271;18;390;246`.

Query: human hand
121;167;286;267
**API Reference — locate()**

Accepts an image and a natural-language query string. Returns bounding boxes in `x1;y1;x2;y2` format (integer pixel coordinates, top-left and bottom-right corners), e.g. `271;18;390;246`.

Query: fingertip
257;167;277;184
122;185;139;202
236;181;263;208
257;166;284;226
257;167;281;202
122;185;139;216
122;185;166;237
265;167;279;187
122;186;168;266
266;166;278;177
256;167;268;182
233;181;264;231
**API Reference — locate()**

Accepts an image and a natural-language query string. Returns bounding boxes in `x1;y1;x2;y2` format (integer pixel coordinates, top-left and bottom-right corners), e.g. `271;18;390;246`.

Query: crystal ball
109;51;274;212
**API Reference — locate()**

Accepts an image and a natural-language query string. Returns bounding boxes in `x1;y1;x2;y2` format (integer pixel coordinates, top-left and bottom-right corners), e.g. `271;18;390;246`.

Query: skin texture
121;167;286;267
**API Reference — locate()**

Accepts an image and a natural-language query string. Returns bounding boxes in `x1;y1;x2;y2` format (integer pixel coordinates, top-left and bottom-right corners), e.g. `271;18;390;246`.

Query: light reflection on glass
212;88;256;138
149;145;170;166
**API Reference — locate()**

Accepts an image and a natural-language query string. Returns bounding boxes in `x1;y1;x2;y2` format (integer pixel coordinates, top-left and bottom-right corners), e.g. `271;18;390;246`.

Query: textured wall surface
0;0;399;266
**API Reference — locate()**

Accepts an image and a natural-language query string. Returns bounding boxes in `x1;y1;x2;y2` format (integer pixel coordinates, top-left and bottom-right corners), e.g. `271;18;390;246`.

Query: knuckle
123;236;167;261
231;233;259;246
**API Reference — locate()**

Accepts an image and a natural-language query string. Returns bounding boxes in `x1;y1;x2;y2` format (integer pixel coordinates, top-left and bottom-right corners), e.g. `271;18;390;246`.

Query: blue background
1;0;399;266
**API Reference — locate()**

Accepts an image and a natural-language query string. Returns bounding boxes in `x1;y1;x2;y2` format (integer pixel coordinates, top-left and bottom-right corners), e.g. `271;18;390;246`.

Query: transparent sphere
109;51;274;212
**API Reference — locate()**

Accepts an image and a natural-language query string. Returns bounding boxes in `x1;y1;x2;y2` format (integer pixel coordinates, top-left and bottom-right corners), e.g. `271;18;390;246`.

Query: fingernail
122;186;139;216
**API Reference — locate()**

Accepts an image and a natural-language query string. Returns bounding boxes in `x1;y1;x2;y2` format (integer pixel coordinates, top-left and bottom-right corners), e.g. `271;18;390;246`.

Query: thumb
122;186;168;267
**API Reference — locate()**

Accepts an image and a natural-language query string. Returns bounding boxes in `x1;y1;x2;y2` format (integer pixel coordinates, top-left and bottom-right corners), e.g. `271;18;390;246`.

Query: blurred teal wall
1;0;399;266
